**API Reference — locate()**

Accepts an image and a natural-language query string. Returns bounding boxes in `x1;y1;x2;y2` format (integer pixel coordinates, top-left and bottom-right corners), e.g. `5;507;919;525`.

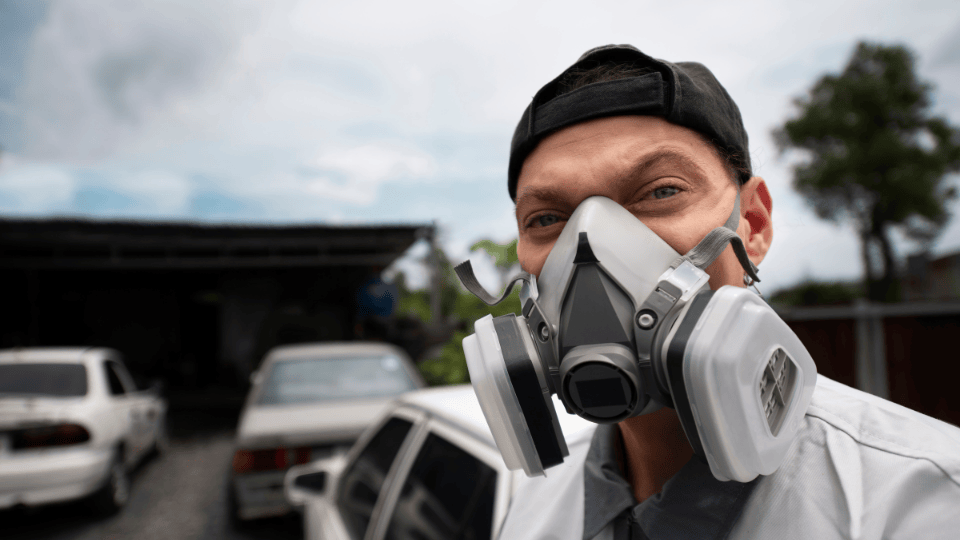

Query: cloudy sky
1;0;959;294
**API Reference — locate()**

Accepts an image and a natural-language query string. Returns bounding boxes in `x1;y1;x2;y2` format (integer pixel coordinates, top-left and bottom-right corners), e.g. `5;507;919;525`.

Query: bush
769;280;864;306
395;239;523;386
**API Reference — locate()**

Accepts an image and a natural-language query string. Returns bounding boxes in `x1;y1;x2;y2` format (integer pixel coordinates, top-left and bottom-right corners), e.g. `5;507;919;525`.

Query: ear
739;177;773;266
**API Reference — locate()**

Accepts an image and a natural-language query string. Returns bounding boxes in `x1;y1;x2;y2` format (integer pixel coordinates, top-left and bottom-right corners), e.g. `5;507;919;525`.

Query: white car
0;347;168;514
284;384;594;540
230;342;425;522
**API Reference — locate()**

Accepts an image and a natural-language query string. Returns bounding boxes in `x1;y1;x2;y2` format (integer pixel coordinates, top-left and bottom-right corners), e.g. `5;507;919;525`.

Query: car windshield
0;363;88;397
257;355;418;405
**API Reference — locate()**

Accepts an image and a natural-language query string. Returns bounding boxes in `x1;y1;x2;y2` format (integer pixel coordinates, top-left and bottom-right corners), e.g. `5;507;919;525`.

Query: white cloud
1;0;959;292
121;169;193;216
298;143;437;205
16;0;265;161
0;155;76;212
313;144;436;185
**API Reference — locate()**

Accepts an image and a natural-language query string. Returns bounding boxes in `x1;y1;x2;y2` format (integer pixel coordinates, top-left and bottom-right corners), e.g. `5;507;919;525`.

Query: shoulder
807;376;960;481
730;376;960;540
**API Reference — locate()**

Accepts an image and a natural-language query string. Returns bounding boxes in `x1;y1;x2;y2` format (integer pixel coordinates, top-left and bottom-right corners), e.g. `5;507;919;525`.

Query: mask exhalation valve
559;344;645;423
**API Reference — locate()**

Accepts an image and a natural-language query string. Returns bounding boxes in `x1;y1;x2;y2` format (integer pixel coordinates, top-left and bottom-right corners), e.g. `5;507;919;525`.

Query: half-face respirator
455;195;817;482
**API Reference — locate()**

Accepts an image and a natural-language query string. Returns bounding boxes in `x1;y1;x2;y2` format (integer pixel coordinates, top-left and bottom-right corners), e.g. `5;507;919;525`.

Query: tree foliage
774;41;960;302
469;238;519;283
396;238;522;386
769;280;863;307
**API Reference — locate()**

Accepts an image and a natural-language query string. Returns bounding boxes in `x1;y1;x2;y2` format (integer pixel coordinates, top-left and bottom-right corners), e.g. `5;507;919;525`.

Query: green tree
397;238;522;386
775;41;960;302
769;280;863;307
469;238;519;285
394;245;461;325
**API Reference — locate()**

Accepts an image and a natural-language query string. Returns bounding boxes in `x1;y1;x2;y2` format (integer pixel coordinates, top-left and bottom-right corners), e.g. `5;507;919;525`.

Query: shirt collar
582;423;759;540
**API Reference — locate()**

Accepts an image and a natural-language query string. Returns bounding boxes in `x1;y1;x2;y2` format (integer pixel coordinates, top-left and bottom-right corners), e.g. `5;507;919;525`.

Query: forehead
515;115;726;198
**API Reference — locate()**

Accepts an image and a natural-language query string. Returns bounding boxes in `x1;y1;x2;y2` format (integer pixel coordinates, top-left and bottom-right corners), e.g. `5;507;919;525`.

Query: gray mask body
455;194;814;482
531;196;703;421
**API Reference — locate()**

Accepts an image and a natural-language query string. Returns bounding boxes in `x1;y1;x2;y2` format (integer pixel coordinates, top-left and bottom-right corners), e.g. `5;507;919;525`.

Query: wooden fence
774;300;960;427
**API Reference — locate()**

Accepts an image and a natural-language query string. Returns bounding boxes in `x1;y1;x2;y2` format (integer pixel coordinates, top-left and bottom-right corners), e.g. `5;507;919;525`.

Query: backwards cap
508;44;752;201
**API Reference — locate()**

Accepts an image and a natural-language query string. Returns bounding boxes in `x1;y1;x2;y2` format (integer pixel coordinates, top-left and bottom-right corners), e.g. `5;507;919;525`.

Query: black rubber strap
454;260;531;306
675;191;760;283
492;315;564;470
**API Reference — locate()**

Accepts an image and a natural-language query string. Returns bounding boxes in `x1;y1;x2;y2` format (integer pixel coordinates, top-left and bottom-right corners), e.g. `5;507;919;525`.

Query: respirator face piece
456;196;817;481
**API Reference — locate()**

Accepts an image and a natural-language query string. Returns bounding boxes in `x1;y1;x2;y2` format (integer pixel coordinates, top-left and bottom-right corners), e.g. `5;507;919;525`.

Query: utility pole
853;298;889;399
427;223;442;328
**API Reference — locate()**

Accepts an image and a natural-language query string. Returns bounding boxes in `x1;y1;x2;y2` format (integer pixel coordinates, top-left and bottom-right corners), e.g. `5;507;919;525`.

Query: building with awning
0;218;434;392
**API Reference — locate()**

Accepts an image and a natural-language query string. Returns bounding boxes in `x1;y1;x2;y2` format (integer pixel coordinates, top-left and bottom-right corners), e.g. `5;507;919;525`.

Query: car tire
89;451;130;515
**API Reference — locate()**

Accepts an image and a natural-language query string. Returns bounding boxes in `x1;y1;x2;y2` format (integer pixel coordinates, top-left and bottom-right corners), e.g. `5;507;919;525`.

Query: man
483;45;960;539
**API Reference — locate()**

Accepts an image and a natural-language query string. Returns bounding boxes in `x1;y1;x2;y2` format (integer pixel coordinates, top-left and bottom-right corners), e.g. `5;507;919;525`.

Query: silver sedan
229;342;424;522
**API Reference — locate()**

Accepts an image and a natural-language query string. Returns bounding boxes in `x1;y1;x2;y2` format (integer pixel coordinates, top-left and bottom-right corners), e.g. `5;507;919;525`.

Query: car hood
236;397;393;448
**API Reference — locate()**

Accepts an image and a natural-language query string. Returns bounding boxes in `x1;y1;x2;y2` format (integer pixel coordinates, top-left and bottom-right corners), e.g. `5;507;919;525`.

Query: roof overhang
0;218;434;270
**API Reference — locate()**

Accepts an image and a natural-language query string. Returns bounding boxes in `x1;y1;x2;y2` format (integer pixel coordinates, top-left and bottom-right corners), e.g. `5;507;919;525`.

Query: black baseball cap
508;44;752;201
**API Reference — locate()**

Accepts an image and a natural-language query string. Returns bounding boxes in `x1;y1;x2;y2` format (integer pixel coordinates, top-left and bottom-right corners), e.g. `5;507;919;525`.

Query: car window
105;362;127;395
257;355;418;405
0;363;88;397
384;432;497;540
338;417;414;540
110;359;137;391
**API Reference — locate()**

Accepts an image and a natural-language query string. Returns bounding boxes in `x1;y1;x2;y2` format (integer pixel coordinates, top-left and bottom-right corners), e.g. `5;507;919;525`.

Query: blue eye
536;214;560;227
653;186;680;199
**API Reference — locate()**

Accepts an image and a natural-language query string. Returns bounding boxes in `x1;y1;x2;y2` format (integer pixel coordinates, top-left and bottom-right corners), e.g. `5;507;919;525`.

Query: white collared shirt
729;376;960;539
497;377;960;540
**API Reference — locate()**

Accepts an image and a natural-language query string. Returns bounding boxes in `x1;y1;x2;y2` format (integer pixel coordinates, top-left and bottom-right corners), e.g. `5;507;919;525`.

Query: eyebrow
611;147;708;193
515;184;569;212
514;147;708;211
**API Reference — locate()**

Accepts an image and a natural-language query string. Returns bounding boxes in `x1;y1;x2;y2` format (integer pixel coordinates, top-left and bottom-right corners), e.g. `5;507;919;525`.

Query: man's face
514;115;773;291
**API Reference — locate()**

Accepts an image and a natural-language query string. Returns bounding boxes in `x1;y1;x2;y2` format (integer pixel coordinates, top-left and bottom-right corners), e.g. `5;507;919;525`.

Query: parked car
230;342;425;522
0;347;168;514
283;384;594;540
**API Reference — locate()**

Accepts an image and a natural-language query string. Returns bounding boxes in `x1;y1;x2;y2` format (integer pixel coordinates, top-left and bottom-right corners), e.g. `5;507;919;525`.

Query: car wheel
89;451;130;515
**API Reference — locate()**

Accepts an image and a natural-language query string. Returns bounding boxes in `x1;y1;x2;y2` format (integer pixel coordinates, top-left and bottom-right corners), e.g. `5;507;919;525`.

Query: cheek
517;239;552;277
642;205;740;288
643;218;703;258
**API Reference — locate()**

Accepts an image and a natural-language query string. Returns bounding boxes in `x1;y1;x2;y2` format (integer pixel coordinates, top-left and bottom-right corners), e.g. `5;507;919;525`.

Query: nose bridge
566;195;623;232
536;193;683;339
564;196;665;259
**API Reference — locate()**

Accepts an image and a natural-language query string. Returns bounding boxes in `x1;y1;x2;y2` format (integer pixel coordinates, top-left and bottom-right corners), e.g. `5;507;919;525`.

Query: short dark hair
553;61;747;185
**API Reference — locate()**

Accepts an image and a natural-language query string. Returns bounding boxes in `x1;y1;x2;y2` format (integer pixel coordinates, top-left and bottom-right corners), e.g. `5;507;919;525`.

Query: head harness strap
672;191;760;283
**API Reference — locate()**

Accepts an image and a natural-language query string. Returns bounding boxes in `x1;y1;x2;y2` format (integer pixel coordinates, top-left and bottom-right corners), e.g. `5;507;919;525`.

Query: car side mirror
295;471;327;492
285;464;328;507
